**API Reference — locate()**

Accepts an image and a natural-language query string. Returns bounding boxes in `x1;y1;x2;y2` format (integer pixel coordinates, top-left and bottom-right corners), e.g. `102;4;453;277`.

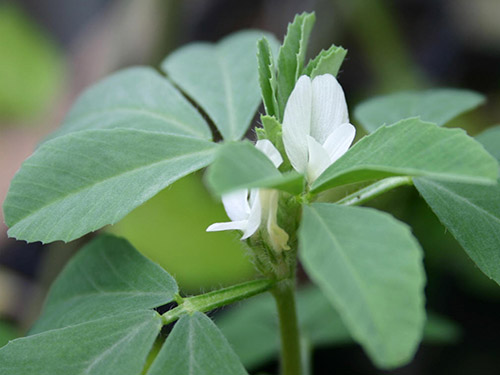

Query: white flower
207;140;289;251
282;74;356;182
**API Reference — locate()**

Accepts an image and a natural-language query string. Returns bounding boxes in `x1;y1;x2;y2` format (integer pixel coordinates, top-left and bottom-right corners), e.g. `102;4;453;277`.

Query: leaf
299;203;426;368
147;312;248;375
0;321;18;348
312;118;499;193
303;44;347;78
31;234;178;334
0;310;162;375
354;89;485;133
205;141;304;195
162;31;279;141
276;12;316;120
475;125;500;162
3;129;217;243
257;38;278;117
217;286;455;370
414;178;500;284
47;67;212;142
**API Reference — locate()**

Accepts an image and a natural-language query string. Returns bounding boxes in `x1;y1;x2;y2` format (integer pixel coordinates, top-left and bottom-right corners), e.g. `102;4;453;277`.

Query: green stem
161;278;275;325
336;176;413;206
273;281;302;375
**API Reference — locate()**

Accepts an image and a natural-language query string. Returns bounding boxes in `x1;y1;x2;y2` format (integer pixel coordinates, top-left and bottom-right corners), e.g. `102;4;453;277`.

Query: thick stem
273;281;303;375
336;176;413;206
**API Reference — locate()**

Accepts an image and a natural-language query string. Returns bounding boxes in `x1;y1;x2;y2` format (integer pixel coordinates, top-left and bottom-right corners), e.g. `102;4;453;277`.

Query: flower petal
221;190;250;221
256;139;283;168
206;220;249;232
306;135;332;182
323;123;356;163
242;190;262;239
282;75;312;174
310;74;349;144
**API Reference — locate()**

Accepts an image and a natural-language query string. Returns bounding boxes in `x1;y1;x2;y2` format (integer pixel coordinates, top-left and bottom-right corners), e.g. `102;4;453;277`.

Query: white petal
306;135;332;182
282;75;312;173
256;139;283;168
310;74;349;144
323;123;356;163
242;190;262;239
221;190;250;221
206;220;248;232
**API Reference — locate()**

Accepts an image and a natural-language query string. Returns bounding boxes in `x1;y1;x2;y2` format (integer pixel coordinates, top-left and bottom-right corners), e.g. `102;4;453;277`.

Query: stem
161;278;275;325
336;176;413;206
273;281;302;375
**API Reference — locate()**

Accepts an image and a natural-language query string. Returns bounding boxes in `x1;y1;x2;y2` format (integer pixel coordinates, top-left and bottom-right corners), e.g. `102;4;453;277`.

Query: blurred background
1;0;499;373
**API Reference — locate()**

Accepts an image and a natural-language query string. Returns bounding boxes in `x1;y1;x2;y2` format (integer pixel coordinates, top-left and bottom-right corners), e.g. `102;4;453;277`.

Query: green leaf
218;286;455;370
312;118;499;193
475;125;500;162
4;129;217;243
0;321;18;348
0;310;162;375
276;12;316;120
354;89;485;133
147;312;248;375
162;31;279;141
206;141;304;195
31;234;178;334
303;44;347;78
257;38;278;117
299;203;425;368
414;178;500;284
47;67;212;142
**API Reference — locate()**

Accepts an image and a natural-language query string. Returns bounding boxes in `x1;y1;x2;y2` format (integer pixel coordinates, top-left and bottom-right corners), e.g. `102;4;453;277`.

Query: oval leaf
147;312;248;375
299;203;426;368
355;89;485;133
31;234;178;334
163;31;278;141
312;118;499;193
4;129;217;243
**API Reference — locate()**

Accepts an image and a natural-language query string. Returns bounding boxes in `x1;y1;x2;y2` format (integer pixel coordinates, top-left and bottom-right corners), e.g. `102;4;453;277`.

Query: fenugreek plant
2;12;500;375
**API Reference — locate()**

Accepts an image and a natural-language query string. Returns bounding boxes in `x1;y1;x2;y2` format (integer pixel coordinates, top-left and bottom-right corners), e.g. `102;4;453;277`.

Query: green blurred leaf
0;321;18;348
0;310;161;375
4;129;217;243
414;178;500;285
108;173;254;291
147;312;248;375
47;67;211;142
312;118;499;193
206;141;304;195
475;125;500;161
354;89;485;133
257;38;278;117
276;12;316;120
303;45;347;78
299;203;425;368
0;4;63;121
31;234;178;334
162;31;279;141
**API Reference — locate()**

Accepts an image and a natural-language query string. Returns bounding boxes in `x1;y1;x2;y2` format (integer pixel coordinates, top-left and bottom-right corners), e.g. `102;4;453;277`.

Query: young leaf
414;178;500;285
3;129;217;243
257;38;278;117
475;125;500;161
162;31;279;141
217;287;459;370
276;12;316;120
206;141;304;195
0;311;161;375
31;234;178;334
147;312;248;375
355;89;485;133
299;203;425;368
45;67;212;142
303;44;347;79
312;118;499;193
